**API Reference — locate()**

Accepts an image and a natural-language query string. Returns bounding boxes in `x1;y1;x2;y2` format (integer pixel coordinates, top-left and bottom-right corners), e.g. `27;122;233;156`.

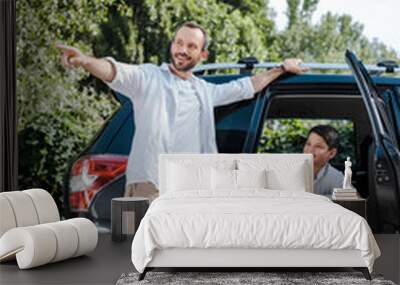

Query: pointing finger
55;43;72;51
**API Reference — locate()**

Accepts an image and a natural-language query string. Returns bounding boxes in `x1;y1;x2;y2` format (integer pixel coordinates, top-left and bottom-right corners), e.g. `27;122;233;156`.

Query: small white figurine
342;157;353;189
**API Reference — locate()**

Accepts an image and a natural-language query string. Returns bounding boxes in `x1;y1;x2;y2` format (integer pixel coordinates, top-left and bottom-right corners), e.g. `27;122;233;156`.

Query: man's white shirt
171;77;202;153
104;58;254;188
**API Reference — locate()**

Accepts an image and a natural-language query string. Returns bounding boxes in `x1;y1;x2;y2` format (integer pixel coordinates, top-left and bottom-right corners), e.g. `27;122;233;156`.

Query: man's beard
171;52;198;72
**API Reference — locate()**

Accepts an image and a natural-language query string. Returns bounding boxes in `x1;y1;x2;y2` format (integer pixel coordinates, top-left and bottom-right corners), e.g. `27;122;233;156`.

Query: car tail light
69;154;128;212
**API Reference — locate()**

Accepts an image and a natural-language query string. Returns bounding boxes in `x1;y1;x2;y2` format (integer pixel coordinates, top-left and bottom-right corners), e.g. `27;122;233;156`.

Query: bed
131;153;380;280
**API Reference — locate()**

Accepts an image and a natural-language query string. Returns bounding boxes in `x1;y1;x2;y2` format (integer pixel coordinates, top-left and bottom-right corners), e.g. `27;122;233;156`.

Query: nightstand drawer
332;199;366;219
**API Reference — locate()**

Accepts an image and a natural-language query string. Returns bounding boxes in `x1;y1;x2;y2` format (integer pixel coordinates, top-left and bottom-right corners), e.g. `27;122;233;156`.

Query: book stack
332;188;360;200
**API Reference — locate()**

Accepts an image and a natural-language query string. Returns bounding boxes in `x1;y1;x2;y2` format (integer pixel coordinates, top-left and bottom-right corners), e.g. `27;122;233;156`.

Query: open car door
346;50;400;233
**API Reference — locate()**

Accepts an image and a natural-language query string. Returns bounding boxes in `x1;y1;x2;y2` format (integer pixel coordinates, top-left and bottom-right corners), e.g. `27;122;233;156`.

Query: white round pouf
0;219;98;269
0;190;98;269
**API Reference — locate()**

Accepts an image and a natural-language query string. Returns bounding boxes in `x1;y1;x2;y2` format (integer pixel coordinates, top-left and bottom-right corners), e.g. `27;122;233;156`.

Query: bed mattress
131;190;380;273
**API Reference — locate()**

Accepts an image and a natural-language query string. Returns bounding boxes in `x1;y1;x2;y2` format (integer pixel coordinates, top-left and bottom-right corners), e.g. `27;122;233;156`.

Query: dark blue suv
63;51;400;234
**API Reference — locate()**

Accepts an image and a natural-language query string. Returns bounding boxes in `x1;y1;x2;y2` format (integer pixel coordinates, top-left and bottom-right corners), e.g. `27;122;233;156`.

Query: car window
256;118;356;171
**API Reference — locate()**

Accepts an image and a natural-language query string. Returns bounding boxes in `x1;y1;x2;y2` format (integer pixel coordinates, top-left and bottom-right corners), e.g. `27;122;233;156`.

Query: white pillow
236;169;267;189
167;162;212;192
211;168;268;191
212;168;236;190
237;159;307;191
266;161;307;191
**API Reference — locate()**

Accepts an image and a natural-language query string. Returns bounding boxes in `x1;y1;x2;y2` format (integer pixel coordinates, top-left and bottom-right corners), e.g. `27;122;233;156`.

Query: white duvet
131;190;380;273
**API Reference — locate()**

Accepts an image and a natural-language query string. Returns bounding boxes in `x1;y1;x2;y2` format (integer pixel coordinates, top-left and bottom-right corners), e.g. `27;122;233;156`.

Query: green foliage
16;0;125;202
123;0;276;64
277;1;399;63
258;119;307;154
257;119;356;169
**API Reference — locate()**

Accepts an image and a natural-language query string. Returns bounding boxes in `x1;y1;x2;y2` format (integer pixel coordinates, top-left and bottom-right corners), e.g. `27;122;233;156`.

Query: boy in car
303;125;344;196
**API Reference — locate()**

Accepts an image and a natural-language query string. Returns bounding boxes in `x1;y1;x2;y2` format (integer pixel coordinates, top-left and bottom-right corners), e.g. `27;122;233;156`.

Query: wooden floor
0;234;133;285
1;234;398;284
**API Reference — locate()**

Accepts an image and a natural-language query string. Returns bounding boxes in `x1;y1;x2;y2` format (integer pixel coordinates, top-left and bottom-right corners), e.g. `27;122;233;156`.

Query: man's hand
250;58;309;93
55;43;116;82
281;58;310;74
56;43;88;69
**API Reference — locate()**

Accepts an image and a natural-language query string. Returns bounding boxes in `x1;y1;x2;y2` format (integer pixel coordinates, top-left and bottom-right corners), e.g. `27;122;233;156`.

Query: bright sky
269;0;400;55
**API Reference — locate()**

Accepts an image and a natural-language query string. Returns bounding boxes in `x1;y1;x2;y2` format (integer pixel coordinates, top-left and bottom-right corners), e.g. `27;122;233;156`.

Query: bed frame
140;248;370;280
138;154;372;280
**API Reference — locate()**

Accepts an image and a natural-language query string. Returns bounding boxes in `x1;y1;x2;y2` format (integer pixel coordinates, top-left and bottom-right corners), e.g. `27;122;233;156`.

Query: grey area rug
116;271;396;285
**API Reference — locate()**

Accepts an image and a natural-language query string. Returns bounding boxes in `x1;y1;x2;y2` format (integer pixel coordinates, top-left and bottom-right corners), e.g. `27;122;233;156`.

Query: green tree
16;0;128;207
95;0;277;65
277;0;399;64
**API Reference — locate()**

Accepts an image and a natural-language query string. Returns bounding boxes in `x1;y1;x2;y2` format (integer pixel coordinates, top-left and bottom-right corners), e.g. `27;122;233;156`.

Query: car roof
202;73;400;86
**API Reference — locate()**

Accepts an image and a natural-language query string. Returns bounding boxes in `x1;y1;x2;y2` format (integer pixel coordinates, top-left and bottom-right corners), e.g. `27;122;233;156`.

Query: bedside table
111;197;150;242
332;198;367;219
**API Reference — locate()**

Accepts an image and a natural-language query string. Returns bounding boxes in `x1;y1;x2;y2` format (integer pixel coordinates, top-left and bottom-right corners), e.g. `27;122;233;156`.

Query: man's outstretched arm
251;58;309;93
56;44;116;83
211;58;310;107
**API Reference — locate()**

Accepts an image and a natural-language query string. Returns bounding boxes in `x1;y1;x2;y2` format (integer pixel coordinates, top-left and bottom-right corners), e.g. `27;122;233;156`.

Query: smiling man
303;125;344;196
57;21;307;200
